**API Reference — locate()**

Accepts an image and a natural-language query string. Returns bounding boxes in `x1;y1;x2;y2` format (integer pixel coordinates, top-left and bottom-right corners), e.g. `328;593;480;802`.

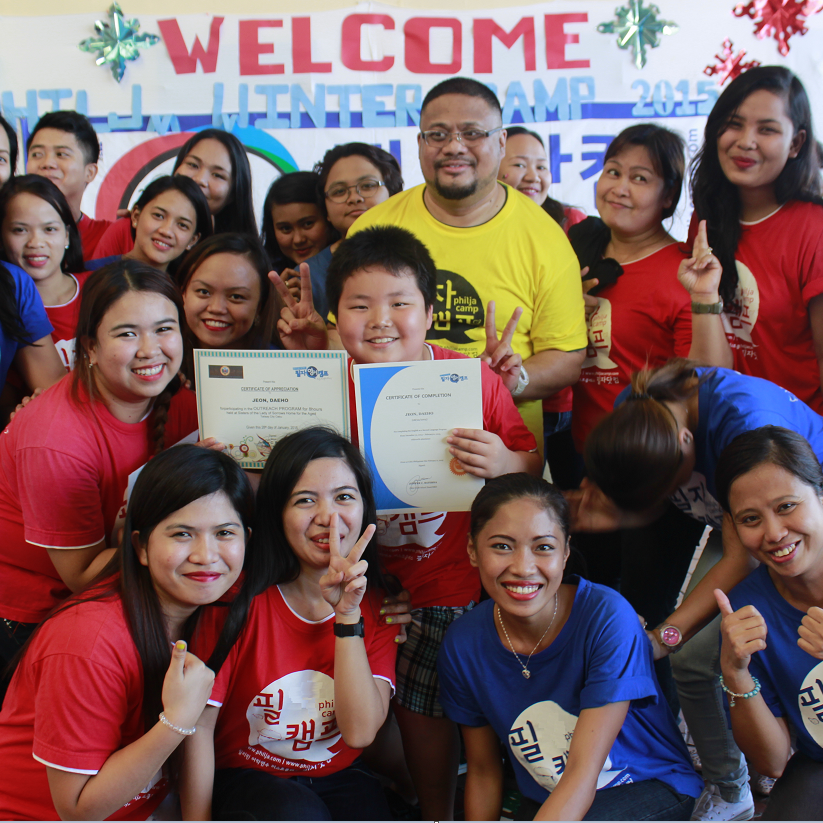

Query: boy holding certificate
274;225;540;819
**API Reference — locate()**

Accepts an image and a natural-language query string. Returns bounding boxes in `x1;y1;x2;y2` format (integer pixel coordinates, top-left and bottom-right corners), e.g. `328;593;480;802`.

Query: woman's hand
194;436;226;452
581;267;599;322
270;264;329;351
320;514;376;618
380;589;412;643
678;220;722;304
480;301;523;393
715;589;768;673
280;267;302;302
799;606;823;659
161;641;216;732
446;428;515;478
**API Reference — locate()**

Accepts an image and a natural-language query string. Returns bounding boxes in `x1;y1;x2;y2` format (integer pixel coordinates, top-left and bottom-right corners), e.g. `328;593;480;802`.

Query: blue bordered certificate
195;349;349;469
353;358;484;514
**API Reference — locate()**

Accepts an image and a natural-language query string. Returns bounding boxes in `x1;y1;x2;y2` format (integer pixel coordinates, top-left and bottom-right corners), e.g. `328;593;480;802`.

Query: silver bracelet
158;712;196;736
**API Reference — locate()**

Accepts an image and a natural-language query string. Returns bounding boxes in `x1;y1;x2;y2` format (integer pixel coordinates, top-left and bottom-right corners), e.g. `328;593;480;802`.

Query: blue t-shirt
307;246;333;322
617;368;823;528
728;565;823;763
0;263;53;387
438;577;702;804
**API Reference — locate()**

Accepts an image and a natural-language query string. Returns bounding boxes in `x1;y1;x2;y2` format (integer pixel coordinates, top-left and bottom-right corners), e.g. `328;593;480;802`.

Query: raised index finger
298;262;315;309
693;219;709;258
269;270;299;312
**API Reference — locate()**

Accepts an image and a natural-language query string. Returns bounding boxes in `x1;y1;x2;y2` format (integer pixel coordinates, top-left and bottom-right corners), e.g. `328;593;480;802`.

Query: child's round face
2;192;68;285
135;490;246;619
469;497;570;622
336;267;433;364
131;190;199;271
717;89;805;194
183;252;262;348
270;201;330;265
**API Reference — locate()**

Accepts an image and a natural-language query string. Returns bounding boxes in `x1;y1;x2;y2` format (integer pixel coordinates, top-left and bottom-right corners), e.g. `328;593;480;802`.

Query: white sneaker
690;783;754;821
753;773;775;796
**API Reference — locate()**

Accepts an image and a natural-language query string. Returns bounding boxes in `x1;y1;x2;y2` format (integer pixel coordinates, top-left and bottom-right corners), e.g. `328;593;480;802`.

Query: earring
65;243;70;250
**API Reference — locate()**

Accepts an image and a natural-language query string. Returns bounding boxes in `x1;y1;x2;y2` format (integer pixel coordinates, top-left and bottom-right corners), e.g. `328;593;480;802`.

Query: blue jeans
212;761;391;821
670;531;749;802
517;779;695;821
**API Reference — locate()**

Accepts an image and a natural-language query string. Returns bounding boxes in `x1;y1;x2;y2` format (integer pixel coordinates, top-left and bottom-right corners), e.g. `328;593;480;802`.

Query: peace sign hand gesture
678;220;722;305
319;513;377;619
481;300;523;394
270;263;329;351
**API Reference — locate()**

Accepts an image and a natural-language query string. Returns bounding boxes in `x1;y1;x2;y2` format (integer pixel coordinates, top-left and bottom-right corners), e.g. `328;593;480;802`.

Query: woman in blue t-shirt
438;473;701;820
713;426;823;820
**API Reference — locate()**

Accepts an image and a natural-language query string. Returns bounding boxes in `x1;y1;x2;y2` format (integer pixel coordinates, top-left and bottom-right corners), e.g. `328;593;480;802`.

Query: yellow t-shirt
348;183;587;447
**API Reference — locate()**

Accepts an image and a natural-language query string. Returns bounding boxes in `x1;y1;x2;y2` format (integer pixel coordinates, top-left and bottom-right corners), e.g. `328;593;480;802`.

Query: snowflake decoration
78;3;160;82
733;0;810;56
704;39;761;85
597;1;678;69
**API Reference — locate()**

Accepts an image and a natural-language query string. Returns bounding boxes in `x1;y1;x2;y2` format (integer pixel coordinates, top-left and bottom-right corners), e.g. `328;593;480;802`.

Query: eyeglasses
325;178;385;203
419;127;504;147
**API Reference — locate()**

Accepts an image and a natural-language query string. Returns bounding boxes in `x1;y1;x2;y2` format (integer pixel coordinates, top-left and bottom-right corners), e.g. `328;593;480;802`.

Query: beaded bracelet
718;674;761;707
159;712;196;736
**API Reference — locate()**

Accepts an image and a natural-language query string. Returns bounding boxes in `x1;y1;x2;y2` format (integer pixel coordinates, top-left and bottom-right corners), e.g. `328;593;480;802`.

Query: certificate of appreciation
195;349;349;468
353;358;484;514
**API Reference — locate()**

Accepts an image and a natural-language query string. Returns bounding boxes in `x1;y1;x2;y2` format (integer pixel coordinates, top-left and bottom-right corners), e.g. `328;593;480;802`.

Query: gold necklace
496;594;558;679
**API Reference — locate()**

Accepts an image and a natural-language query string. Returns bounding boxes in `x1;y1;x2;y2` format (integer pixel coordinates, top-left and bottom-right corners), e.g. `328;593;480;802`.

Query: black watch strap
333;616;365;637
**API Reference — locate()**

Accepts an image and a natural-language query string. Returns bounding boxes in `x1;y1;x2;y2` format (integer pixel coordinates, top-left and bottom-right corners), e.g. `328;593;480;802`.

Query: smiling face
335;266;433;364
282;457;364;573
27;128;96;216
84;290;183;418
175;137;233;216
717;89;805;197
324;155;390;237
271;201;330;264
596;144;672;237
0;128;12;185
2;191;68;287
130;189;199;272
183;252;262;349
135;490;246;623
729;462;823;580
469;497;570;622
499;133;549;205
418;93;505;203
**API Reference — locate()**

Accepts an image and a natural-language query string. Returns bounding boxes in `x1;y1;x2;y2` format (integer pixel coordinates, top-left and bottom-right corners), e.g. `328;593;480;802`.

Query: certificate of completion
353;358;484;514
195;349;349;468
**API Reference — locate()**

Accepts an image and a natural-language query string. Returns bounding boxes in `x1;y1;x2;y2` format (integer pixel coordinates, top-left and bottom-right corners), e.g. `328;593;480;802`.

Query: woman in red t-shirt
0;444;253;821
188;427;398;821
684;65;823;413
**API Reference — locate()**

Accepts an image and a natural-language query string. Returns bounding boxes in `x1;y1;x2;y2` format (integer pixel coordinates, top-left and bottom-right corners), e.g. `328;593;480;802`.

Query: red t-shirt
0;597;168;821
572;243;692;451
203;586;396;778
77;213;114;261
92;217;134;259
349;344;536;609
0;377;198;623
47;271;90;370
688;203;823;414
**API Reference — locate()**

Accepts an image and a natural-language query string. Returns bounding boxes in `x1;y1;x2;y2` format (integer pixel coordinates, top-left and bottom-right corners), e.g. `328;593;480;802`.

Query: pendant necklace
496;593;558;679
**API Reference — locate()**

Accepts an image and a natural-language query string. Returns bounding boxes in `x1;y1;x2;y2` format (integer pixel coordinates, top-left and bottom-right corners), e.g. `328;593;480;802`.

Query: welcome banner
2;0;821;238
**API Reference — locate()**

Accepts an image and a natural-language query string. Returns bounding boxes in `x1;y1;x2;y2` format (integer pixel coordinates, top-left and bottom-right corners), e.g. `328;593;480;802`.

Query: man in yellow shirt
349;77;586;450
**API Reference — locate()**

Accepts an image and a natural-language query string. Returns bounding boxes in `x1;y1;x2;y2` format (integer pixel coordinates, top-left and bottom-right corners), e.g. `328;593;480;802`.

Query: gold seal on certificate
194;350;350;468
353;358;484;514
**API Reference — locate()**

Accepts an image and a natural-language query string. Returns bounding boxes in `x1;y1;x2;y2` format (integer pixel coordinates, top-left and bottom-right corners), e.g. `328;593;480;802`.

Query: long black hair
690;66;823;305
6;445;254;735
172;129;257;236
0;112;19;178
208;426;398;672
0;174;84;274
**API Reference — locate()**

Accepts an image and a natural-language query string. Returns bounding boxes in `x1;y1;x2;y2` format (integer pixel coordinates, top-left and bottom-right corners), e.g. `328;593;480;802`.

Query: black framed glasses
419;127;504;147
325;178;385;203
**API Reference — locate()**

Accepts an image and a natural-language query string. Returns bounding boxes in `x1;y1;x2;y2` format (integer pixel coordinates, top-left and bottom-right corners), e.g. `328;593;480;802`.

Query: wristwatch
657;624;684;653
512;365;530;397
691;300;724;315
333;616;365;638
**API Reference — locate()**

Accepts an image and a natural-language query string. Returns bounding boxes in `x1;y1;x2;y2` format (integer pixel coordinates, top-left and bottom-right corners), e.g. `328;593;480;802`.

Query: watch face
661;626;682;647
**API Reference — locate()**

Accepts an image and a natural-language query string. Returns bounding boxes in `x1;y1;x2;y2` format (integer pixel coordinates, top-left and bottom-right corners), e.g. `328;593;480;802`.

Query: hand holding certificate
195;349;349;468
354;358;484;514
